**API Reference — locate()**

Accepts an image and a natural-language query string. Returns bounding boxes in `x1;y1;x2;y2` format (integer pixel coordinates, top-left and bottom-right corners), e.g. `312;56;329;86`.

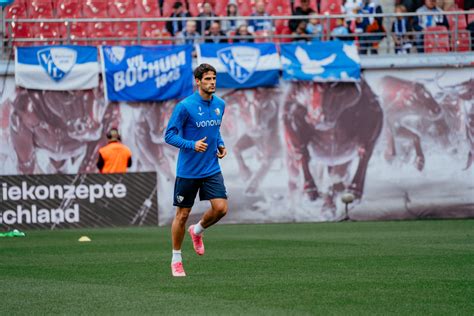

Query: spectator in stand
392;4;414;53
399;0;424;12
221;2;245;34
360;0;385;55
234;23;255;43
176;20;202;57
436;0;455;10
413;0;449;52
306;13;324;41
331;18;351;40
197;2;218;34
204;22;228;43
290;0;315;32
343;0;363;21
166;1;192;36
292;20;311;42
248;0;273;33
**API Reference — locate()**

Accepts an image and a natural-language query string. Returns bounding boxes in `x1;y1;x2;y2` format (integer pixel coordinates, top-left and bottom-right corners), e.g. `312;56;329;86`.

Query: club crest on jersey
217;46;260;84
214;108;221;116
37;47;77;82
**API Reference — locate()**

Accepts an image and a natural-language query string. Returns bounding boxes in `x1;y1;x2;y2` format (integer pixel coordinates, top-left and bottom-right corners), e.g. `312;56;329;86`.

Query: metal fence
1;11;472;58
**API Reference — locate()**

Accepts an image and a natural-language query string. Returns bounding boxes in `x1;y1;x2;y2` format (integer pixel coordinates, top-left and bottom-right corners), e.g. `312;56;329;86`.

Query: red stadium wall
1;68;473;226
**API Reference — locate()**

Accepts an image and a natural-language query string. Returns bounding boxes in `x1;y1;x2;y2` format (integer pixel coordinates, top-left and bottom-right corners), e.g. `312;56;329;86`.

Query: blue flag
281;41;361;82
197;43;280;88
101;45;193;102
15;45;99;90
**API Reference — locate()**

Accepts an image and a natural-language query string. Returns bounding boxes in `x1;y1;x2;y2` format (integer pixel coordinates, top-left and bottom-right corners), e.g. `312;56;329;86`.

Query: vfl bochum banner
281;42;361;82
101;45;193;102
197;43;280;89
15;46;99;90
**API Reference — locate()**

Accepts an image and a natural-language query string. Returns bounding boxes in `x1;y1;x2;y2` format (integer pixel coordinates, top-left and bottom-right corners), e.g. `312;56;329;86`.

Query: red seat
424;26;449;53
269;0;291;30
161;31;173;45
254;29;272;42
320;0;342;14
275;24;292;43
56;0;82;17
83;0;114;45
468;9;474;24
214;0;229;16
162;0;177;17
8;22;32;47
136;0;161;18
5;0;30;46
451;30;471;52
269;2;292;16
141;28;173;45
110;0;138;45
237;0;254;16
28;0;54;18
56;0;85;44
136;0;165;39
446;10;467;29
186;0;202;16
5;0;28;19
35;22;60;45
28;0;61;45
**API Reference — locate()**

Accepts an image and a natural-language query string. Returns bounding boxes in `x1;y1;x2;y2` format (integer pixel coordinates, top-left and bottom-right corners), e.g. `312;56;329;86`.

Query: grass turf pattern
1;220;473;315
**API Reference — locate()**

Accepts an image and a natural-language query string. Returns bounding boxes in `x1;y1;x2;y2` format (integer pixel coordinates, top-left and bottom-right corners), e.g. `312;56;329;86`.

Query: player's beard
201;85;215;96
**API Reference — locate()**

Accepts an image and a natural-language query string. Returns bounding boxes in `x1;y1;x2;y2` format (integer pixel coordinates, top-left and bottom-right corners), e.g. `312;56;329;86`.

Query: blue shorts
173;172;227;208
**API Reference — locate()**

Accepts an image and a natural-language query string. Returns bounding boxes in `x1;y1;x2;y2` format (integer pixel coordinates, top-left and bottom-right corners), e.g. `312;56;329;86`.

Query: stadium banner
280;41;361;82
196;43;280;88
15;45;99;90
100;45;193;102
1;68;473;226
0;172;158;229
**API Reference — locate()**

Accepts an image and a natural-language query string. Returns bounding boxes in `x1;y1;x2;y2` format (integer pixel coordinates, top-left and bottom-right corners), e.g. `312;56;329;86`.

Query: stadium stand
1;0;472;53
451;29;471;50
424;25;450;52
109;0;138;45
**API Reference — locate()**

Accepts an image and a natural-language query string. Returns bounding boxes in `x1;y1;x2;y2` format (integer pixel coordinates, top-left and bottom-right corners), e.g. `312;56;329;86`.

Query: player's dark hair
194;63;217;80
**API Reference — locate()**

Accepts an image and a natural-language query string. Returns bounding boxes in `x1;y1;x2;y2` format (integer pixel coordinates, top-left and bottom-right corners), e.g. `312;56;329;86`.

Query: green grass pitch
1;220;473;315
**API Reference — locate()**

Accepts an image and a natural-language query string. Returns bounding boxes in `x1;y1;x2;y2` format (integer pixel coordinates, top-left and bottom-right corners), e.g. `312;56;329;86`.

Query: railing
1;11;472;59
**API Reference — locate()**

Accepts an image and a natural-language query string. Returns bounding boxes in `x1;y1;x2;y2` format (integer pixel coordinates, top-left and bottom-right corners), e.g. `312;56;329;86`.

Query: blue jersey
165;91;225;178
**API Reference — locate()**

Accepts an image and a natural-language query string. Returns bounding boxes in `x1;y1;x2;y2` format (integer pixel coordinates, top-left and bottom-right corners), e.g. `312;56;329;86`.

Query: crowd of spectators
3;0;474;53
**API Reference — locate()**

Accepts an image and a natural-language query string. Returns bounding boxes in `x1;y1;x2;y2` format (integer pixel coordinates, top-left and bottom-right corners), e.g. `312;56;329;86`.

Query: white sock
193;221;205;235
172;249;182;263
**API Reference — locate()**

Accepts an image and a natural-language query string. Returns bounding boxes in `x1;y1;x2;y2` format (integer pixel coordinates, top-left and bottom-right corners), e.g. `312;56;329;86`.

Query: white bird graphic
295;46;336;75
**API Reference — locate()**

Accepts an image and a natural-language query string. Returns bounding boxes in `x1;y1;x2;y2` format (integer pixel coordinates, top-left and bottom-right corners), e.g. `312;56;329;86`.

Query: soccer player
97;128;132;173
164;63;228;277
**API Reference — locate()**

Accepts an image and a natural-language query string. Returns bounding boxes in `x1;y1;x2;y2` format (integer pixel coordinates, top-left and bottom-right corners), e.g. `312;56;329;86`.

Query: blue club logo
217;46;260;84
37;48;77;82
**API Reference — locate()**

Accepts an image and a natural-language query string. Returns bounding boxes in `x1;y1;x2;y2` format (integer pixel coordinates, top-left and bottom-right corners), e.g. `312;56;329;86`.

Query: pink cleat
171;262;186;277
188;225;205;256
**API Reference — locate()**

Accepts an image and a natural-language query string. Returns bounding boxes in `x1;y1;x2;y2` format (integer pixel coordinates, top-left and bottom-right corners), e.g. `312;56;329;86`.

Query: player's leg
188;173;228;255
201;198;228;228
171;177;199;277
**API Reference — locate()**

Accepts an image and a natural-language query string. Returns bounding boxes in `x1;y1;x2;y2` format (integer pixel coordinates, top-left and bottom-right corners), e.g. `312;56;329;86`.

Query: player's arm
216;106;227;159
164;103;196;150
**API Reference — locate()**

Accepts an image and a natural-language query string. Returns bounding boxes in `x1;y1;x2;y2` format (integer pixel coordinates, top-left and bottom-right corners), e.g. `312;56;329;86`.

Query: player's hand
195;137;208;152
217;146;227;159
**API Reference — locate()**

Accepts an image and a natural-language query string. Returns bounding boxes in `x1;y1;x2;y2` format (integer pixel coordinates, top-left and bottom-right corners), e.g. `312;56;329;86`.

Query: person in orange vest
97;128;132;173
